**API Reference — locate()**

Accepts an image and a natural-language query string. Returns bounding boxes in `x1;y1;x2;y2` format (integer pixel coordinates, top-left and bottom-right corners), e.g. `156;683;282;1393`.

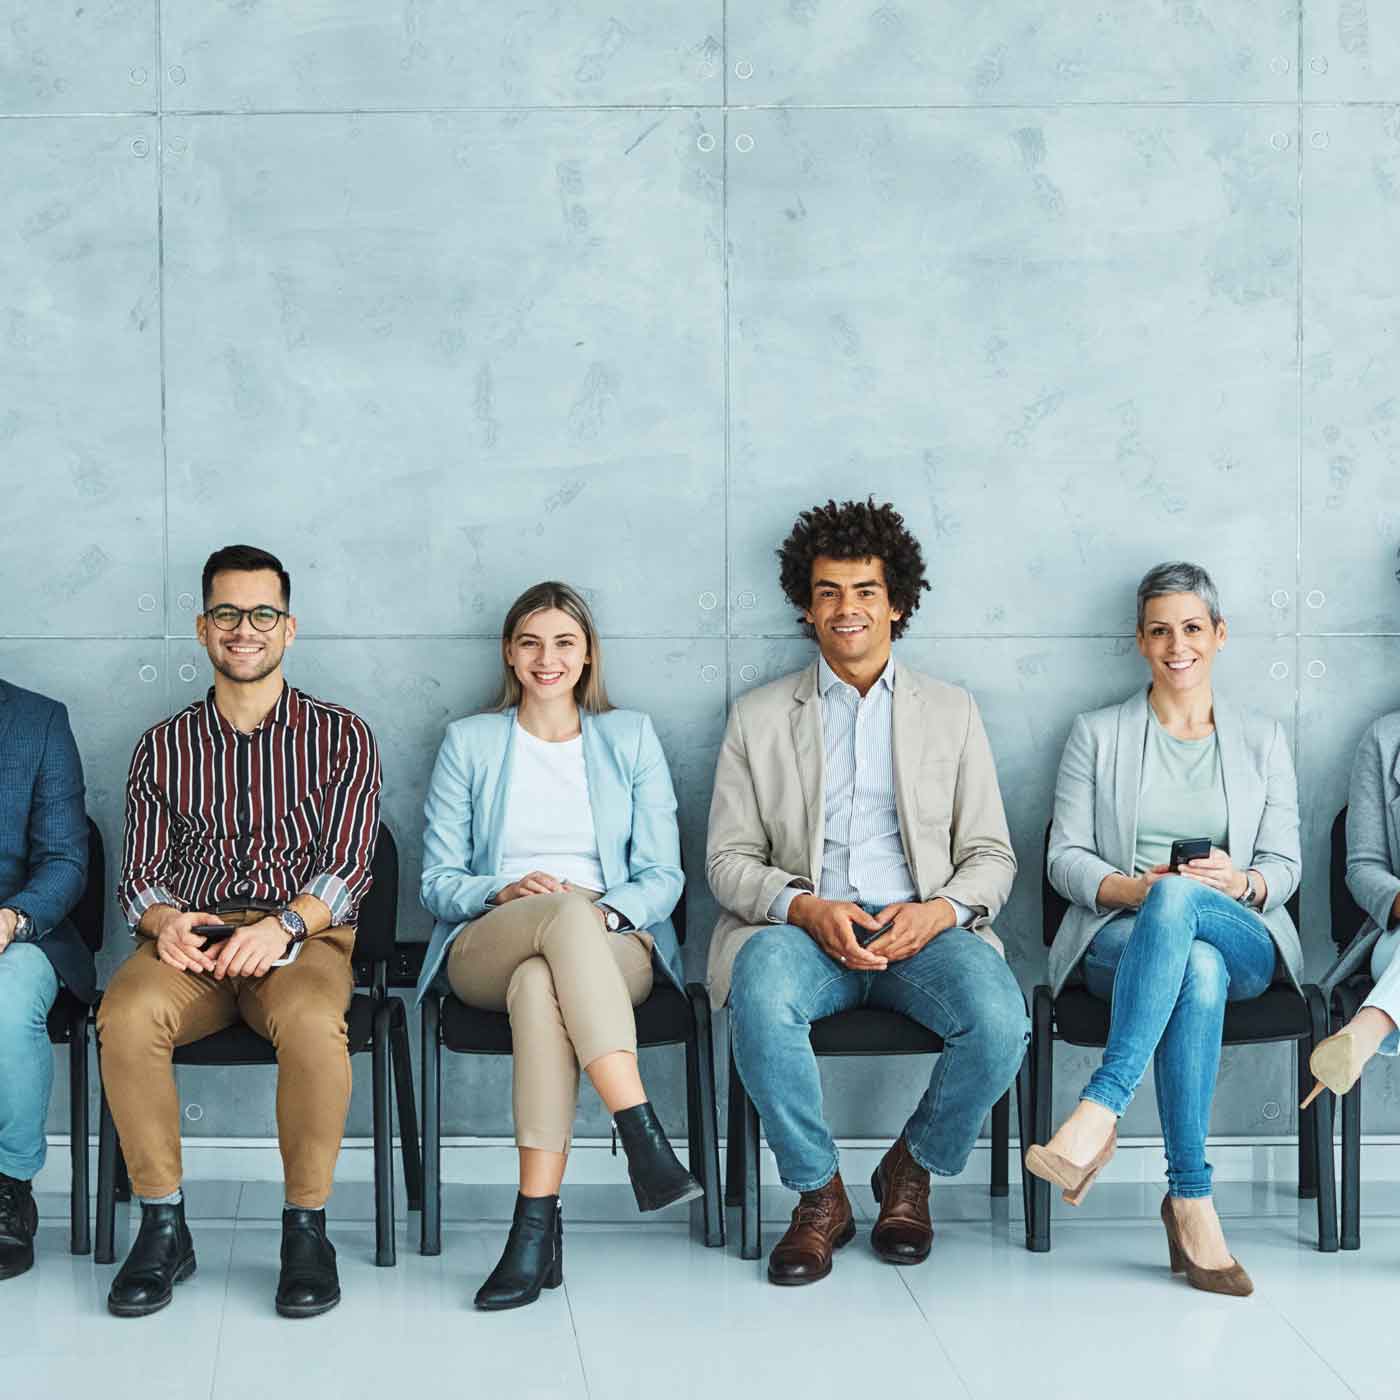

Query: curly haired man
706;498;1029;1284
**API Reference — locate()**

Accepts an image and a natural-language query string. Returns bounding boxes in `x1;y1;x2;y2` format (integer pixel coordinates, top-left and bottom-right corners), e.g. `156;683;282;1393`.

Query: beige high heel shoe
1024;1127;1117;1206
1300;1029;1368;1110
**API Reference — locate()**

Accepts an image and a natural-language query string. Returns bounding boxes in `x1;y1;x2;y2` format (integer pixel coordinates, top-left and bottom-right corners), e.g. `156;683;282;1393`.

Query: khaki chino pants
447;891;653;1154
97;925;355;1208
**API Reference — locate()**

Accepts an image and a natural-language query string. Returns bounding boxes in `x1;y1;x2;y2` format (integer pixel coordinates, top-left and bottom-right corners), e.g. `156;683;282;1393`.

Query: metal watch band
277;907;309;945
1237;873;1257;908
3;907;32;941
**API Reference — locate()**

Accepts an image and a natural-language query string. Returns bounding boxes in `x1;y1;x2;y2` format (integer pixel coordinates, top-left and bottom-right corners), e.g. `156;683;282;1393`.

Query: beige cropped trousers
446;890;653;1154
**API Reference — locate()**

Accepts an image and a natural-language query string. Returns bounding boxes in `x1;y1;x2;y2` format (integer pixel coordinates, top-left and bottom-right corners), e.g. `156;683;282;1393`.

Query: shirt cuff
940;895;976;928
768;882;812;925
301;873;351;926
122;885;183;931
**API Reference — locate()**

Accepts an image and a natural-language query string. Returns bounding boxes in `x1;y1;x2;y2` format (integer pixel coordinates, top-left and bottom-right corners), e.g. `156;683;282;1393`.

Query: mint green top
1132;709;1229;875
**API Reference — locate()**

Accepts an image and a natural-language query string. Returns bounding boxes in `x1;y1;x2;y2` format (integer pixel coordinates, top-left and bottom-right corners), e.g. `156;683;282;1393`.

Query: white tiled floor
9;1178;1398;1400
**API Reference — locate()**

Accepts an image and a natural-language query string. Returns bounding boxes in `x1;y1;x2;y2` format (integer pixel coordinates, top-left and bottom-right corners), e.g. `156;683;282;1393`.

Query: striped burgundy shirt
119;684;382;930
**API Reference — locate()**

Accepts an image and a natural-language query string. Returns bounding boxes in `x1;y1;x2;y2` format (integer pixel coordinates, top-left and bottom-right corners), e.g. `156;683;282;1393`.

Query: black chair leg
388;1002;423;1212
688;985;725;1247
1014;1053;1033;1246
371;1002;396;1267
725;1034;744;1209
1304;986;1339;1252
1028;987;1053;1253
420;995;442;1256
69;1010;91;1255
738;1058;761;1262
1336;985;1362;1251
990;1089;1010;1198
95;1084;118;1265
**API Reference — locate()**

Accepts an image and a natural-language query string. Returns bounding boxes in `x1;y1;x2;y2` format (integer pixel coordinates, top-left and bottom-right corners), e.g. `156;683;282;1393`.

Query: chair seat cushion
1054;983;1312;1048
809;1007;946;1056
169;993;378;1064
440;982;692;1055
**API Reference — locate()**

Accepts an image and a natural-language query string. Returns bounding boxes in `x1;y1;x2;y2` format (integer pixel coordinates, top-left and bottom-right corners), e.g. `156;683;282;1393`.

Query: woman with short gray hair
1027;562;1302;1297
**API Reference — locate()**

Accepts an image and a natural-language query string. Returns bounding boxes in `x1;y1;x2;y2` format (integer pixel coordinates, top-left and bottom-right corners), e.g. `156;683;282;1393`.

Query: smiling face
195;568;295;685
803;555;903;675
1137;591;1226;695
505;607;590;705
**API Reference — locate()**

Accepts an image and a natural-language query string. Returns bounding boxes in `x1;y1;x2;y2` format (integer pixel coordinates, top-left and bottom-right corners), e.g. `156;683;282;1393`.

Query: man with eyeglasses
98;544;381;1319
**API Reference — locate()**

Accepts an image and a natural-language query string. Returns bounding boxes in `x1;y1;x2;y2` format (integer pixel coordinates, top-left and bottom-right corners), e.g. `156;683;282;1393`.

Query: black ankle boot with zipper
613;1101;704;1213
474;1193;563;1311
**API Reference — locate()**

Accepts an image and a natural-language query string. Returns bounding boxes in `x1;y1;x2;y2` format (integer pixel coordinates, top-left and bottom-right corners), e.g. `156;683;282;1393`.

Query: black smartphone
1168;837;1213;872
191;923;235;944
857;919;894;948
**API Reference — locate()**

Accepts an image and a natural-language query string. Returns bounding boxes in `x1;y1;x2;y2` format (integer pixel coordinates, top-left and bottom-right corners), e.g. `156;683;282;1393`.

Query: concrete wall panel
0;2;156;115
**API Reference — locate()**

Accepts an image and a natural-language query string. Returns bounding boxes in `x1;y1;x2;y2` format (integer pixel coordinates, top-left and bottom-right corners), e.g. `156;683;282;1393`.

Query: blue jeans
1081;877;1276;1199
730;924;1029;1192
0;944;60;1180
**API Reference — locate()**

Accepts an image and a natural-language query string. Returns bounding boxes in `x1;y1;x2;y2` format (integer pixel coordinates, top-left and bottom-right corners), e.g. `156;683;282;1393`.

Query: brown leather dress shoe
870;1136;933;1264
767;1173;856;1286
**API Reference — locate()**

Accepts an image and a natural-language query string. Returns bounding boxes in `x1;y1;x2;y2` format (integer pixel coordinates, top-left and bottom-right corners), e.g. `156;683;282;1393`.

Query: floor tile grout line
890;1259;977;1400
561;1276;593;1400
1265;1293;1362;1399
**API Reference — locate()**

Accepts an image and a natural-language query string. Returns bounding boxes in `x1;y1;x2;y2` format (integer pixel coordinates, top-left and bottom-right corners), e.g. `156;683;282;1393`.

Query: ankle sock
140;1189;182;1207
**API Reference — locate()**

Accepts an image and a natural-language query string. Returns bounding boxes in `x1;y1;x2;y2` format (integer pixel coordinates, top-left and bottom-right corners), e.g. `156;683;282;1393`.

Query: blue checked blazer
0;678;93;1002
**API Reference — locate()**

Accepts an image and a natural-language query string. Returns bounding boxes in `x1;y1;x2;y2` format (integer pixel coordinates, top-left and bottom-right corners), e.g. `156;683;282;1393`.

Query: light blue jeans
0;943;60;1180
730;923;1029;1192
1080;877;1276;1199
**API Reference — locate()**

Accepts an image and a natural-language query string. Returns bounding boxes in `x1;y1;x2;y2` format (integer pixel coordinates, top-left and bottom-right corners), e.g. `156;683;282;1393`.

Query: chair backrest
71;816;106;955
1330;806;1369;953
672;852;688;945
350;821;399;970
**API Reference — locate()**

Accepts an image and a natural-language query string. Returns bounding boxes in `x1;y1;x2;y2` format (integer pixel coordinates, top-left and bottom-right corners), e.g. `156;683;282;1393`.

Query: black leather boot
474;1194;563;1311
107;1199;196;1317
0;1175;38;1281
613;1101;704;1212
276;1208;340;1318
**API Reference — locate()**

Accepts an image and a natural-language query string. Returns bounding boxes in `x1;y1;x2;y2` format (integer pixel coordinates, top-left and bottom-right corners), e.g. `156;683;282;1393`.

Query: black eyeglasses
203;605;288;632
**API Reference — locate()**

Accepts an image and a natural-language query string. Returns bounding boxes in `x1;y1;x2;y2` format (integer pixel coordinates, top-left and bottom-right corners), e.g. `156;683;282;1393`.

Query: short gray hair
1136;562;1222;632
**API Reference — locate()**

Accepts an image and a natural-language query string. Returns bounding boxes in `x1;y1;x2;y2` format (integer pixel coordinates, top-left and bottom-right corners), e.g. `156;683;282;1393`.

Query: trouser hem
1079;1088;1128;1117
1165;1184;1213;1200
0;1148;45;1180
777;1154;840;1195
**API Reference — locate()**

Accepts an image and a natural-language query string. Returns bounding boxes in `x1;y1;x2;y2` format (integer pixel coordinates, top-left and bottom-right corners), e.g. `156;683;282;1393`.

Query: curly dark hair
777;498;929;641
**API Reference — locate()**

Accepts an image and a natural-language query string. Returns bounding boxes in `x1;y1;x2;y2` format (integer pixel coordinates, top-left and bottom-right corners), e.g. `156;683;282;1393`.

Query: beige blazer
704;659;1017;1008
1046;687;1303;997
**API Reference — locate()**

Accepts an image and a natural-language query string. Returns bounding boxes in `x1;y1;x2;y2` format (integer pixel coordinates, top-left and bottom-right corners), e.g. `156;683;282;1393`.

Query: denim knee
0;944;58;1034
1179;942;1228;1012
1141;875;1210;923
730;928;817;1024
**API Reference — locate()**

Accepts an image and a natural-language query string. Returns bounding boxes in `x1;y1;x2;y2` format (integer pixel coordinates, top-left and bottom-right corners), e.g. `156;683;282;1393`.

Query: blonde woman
414;582;698;1310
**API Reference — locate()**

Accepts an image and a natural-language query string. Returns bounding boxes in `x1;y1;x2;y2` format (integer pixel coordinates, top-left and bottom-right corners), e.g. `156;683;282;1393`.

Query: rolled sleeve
309;715;382;925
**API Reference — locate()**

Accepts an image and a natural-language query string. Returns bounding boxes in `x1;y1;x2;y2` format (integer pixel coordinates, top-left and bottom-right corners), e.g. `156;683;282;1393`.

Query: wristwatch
1236;872;1258;909
598;904;626;933
1;907;32;941
277;907;309;950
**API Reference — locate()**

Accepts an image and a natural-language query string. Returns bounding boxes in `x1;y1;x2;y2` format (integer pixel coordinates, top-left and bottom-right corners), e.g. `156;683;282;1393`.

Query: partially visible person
99;545;381;1319
0;678;90;1281
416;581;698;1312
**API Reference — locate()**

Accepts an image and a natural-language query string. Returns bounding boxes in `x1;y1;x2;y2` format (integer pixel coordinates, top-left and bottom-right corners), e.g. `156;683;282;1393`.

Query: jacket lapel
790;663;824;885
1113;688;1149;873
0;681;14;750
480;713;518;880
1214;695;1253;866
581;714;624;888
891;666;925;887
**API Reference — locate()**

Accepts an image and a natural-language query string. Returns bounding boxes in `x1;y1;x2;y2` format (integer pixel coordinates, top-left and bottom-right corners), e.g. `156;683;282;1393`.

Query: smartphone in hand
191;923;235;944
857;919;894;948
1168;837;1213;872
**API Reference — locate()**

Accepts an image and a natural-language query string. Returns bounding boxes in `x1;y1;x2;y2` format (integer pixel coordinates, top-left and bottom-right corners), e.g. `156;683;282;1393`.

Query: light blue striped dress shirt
769;656;972;926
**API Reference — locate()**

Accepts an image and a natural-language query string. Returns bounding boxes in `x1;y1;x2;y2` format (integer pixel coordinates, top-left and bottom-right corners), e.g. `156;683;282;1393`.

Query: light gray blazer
1046;687;1303;997
1320;712;1400;992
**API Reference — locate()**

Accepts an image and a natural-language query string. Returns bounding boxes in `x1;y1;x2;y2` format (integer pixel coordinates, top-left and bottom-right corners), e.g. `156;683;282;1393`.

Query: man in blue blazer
0;677;91;1281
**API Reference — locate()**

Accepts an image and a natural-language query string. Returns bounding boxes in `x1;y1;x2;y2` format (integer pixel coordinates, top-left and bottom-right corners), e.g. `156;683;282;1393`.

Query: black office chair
419;889;724;1253
42;816;105;1254
725;1003;1033;1261
1323;805;1378;1251
94;822;421;1267
1029;824;1337;1252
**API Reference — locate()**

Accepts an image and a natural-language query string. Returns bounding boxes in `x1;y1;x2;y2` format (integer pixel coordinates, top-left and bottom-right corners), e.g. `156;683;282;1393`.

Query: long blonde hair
492;581;612;714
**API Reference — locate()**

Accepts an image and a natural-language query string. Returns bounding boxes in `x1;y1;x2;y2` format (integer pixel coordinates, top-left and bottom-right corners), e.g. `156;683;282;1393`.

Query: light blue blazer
414;707;686;1005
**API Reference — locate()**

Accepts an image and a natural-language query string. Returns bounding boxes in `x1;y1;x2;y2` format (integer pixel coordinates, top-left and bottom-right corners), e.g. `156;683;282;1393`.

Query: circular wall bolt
1270;131;1291;150
696;132;716;153
138;664;158;683
131;137;150;157
698;590;718;610
184;1104;204;1122
1310;56;1328;74
739;664;759;683
178;663;198;683
1270;589;1290;608
1307;659;1327;679
699;60;717;79
177;591;196;610
1306;589;1326;608
1261;1101;1282;1121
1269;661;1289;680
168;65;187;85
137;593;157;612
1311;130;1330;150
735;60;754;80
129;67;148;85
699;664;719;683
737;589;756;609
1270;56;1290;74
735;133;754;153
168;135;188;155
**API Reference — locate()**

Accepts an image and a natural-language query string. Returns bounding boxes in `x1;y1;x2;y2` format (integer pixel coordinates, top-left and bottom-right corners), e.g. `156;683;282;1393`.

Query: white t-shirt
497;722;607;893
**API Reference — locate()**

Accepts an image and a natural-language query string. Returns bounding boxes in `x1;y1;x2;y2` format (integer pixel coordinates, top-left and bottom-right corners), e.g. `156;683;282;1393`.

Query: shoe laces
793;1190;840;1228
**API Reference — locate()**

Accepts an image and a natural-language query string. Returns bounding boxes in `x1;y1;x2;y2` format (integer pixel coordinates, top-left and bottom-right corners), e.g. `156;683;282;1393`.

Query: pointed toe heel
1301;1030;1367;1110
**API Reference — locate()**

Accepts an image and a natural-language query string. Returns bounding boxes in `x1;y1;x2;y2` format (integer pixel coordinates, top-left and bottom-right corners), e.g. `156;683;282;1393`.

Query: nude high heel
1300;1029;1367;1110
1024;1126;1117;1206
1159;1197;1253;1297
